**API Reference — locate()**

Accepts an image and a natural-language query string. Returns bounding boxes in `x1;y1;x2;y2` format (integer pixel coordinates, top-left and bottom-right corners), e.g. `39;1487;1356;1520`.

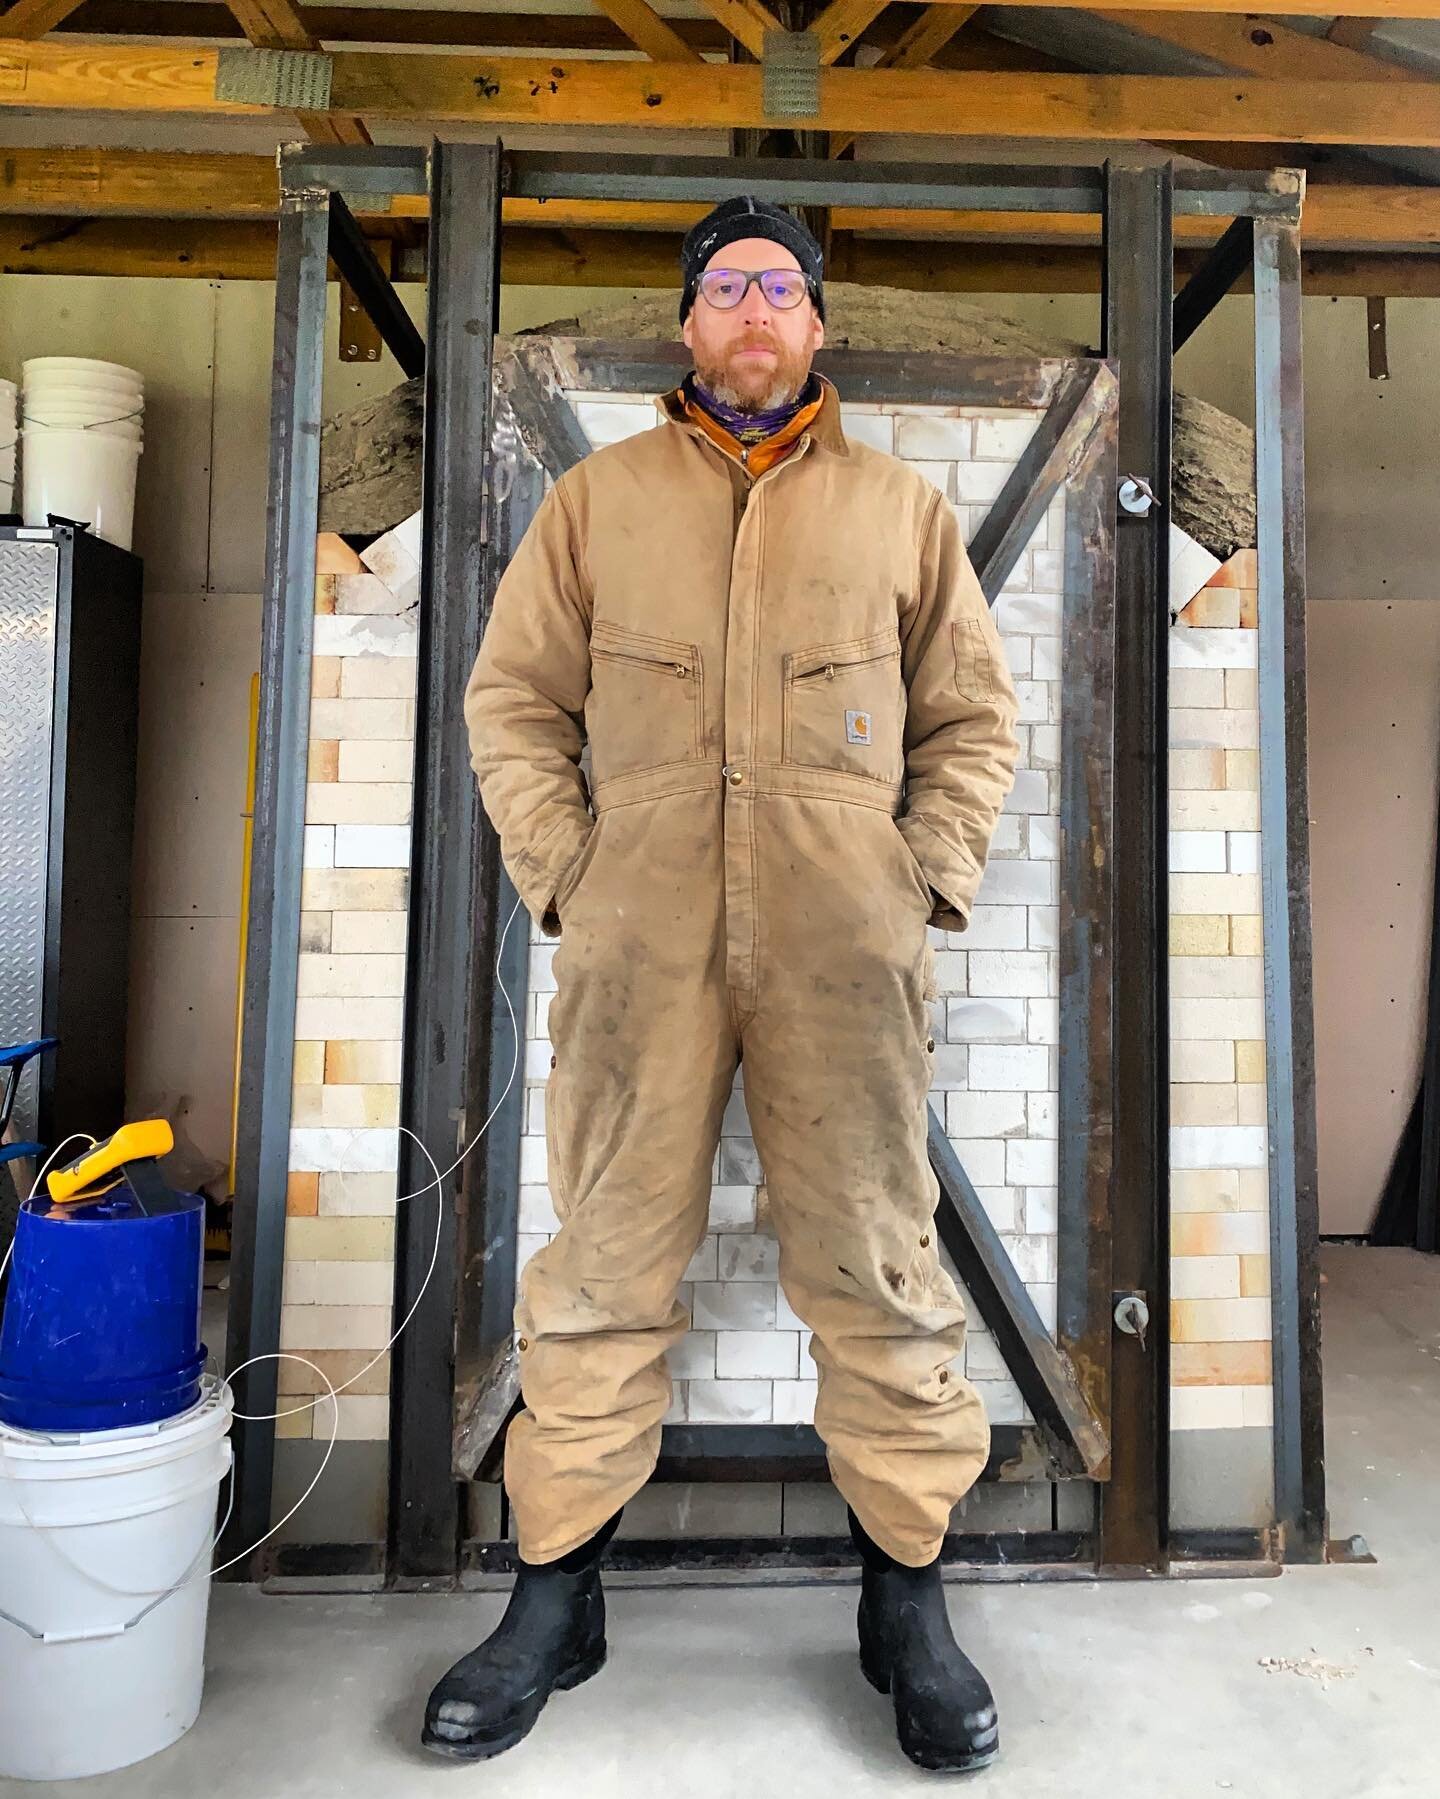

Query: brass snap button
518;1337;529;1351
550;1055;557;1069
925;1038;935;1053
726;767;745;786
938;1369;949;1384
920;1233;930;1248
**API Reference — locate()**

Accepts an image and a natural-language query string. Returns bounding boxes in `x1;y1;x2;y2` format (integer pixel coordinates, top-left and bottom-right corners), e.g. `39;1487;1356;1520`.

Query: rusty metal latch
1114;1293;1150;1350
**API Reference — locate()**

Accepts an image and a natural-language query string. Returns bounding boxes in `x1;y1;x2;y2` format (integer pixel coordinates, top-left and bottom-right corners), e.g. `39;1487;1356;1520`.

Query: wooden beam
225;0;311;51
1327;19;1380;53
592;0;703;63
813;0;893;65
0;213;281;276
6;212;1440;296
1094;9;1423;81
58;0;736;49
690;0;784;61
889;1;979;67
0;0;85;37
14;149;1440;256
13;37;1435;151
9;152;1440;255
342;62;1440;146
0;146;284;216
929;0;1440;12
831;1;976;153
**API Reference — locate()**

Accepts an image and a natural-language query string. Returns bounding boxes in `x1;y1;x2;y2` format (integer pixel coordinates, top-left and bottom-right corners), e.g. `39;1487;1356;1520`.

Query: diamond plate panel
0;540;58;1143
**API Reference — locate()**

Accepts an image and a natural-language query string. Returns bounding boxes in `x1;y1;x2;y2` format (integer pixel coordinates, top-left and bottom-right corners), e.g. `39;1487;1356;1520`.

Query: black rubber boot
848;1506;1000;1774
422;1507;624;1761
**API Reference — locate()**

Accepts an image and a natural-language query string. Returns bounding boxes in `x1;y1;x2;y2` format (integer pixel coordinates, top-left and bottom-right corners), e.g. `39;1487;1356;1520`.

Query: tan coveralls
464;376;1020;1567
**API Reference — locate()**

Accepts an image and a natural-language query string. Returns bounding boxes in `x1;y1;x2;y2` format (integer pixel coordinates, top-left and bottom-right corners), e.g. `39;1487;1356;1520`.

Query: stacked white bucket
20;357;144;550
0;377;16;515
0;1394;234;1780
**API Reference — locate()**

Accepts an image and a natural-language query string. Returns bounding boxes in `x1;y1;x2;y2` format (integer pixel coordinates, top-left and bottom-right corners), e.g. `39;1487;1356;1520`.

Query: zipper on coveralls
593;646;695;679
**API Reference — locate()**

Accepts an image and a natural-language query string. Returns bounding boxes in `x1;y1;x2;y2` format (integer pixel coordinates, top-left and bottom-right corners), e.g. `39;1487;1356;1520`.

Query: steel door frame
228;143;1321;1585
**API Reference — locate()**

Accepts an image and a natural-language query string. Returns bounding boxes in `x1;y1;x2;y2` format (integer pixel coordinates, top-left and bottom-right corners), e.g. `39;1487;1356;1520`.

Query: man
426;195;1020;1772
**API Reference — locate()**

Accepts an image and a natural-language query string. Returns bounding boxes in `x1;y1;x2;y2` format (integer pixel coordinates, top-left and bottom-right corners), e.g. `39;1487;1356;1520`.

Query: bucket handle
0;1606;127;1646
18;406;144;431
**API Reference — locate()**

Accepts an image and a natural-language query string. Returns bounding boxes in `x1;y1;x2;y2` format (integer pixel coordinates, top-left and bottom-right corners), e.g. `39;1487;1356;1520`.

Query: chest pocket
587;621;704;785
783;627;904;784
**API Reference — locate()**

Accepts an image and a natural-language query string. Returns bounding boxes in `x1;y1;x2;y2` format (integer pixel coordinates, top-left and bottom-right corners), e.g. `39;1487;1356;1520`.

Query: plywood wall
1307;603;1440;1235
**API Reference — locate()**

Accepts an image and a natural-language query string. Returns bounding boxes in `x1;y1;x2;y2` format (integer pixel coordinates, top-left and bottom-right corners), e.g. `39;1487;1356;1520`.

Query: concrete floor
6;1244;1438;1798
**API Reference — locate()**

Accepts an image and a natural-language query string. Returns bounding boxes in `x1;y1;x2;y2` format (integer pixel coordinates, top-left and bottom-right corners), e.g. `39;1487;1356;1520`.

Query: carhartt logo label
845;709;872;745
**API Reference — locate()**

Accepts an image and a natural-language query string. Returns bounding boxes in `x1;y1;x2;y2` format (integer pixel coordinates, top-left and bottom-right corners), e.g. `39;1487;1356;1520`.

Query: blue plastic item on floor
0;1184;206;1432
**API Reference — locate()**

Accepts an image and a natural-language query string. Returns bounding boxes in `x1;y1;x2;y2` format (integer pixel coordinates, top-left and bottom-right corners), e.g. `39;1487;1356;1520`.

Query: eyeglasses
696;267;810;311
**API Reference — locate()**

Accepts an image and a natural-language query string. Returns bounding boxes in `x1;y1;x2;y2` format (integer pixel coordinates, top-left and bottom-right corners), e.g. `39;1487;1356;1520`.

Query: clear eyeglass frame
696;268;810;311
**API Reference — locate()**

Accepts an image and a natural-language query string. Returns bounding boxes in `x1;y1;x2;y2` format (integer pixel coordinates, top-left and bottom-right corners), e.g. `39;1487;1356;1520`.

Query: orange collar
673;379;828;477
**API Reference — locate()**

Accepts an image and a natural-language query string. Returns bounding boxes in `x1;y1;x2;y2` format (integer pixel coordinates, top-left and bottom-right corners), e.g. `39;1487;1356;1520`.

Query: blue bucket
0;1184;206;1432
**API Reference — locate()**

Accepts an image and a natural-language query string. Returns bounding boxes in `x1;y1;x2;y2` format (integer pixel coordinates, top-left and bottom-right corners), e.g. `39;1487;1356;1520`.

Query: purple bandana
688;372;819;446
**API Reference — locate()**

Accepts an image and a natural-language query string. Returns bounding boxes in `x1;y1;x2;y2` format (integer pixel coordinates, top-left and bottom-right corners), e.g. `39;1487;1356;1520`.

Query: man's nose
738;286;777;328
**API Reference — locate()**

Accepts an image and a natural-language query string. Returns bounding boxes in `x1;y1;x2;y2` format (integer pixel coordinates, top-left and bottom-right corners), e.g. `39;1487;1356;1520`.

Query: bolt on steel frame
225;141;1322;1583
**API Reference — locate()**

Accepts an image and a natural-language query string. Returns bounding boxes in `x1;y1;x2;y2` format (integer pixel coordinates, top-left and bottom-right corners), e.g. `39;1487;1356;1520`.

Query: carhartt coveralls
464;375;1020;1568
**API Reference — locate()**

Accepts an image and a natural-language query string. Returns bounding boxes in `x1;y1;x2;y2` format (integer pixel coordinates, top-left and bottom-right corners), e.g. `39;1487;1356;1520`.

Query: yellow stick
228;671;260;1196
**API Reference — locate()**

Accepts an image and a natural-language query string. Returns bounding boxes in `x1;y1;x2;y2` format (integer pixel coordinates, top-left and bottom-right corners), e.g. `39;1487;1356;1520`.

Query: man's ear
812;313;826;352
681;312;694;351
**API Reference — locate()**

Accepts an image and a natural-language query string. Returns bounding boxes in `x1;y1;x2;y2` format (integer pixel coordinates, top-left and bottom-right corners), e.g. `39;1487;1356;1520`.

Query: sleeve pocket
952;619;996;702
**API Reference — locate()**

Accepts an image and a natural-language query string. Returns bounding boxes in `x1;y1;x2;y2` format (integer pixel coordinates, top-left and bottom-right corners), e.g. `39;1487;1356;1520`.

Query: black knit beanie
679;195;825;324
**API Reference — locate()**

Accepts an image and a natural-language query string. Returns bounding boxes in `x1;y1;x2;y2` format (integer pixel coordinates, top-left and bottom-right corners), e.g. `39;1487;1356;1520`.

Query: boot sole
421;1641;608;1762
860;1646;1000;1775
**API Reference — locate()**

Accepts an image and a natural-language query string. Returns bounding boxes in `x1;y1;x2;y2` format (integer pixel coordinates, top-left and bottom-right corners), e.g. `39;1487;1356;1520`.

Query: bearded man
425;195;1020;1774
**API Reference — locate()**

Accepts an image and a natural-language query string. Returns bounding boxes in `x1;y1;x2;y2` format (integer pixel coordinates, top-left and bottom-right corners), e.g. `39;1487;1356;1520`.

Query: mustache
730;333;778;354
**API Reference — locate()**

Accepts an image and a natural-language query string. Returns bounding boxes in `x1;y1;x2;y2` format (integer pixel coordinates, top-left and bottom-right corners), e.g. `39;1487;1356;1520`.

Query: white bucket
22;355;144;387
23;381;143;410
0;1386;232;1781
24;369;142;392
0;378;14;514
22;423;142;549
22;383;143;427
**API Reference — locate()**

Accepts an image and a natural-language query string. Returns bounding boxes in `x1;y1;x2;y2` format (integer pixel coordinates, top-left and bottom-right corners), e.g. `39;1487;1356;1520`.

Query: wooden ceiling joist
831;3;979;156
591;0;703;64
1093;9;1425;82
8;149;1440;257
691;0;783;62
948;0;1440;14
1326;19;1381;53
6;211;1440;299
812;0;895;66
0;0;86;39
4;43;1440;147
42;0;733;49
